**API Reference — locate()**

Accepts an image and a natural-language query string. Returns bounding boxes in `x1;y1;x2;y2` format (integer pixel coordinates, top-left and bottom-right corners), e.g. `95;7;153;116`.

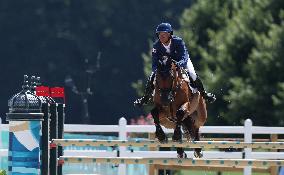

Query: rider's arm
152;46;158;72
175;38;189;68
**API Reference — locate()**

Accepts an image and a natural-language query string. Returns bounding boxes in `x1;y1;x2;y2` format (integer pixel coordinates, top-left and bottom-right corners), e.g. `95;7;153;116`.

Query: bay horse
151;56;207;158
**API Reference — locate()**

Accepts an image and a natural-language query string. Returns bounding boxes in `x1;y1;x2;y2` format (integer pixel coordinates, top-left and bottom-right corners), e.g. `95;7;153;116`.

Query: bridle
155;62;181;104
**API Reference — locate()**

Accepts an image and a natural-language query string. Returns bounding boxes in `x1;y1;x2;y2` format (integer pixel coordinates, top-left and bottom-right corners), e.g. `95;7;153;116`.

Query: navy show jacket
152;35;190;72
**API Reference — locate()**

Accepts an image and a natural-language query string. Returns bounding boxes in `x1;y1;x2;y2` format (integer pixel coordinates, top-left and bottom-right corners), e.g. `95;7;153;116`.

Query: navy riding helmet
155;23;173;37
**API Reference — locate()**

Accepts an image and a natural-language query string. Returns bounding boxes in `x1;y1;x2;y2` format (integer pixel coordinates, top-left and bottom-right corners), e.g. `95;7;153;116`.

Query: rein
155;63;186;107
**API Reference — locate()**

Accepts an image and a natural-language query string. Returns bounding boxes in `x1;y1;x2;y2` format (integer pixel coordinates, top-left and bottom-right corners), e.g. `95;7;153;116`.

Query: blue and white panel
8;120;41;175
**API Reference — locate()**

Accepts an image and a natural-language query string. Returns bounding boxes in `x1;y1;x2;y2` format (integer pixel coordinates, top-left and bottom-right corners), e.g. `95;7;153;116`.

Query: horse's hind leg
172;109;184;142
181;115;195;141
191;98;206;158
177;147;187;158
193;128;203;158
182;116;203;158
151;107;167;143
195;97;207;128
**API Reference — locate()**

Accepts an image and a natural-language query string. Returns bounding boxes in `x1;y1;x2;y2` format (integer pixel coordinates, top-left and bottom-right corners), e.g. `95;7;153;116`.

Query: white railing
1;117;284;175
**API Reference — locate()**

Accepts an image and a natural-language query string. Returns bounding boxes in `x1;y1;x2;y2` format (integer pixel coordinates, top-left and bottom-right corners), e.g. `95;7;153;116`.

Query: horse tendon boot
151;107;167;143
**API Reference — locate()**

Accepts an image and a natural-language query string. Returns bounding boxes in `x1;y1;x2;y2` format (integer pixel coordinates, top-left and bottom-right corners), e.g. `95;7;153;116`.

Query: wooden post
269;134;278;175
148;133;157;175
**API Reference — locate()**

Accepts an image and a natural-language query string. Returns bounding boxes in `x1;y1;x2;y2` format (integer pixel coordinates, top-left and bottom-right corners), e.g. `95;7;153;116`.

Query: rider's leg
134;72;155;107
186;58;216;103
191;76;216;103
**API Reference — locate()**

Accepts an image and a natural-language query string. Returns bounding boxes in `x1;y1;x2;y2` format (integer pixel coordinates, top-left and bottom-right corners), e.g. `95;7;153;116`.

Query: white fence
1;117;284;175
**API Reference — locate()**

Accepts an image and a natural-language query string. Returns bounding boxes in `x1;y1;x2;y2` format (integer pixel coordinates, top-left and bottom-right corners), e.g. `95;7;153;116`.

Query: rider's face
158;32;171;44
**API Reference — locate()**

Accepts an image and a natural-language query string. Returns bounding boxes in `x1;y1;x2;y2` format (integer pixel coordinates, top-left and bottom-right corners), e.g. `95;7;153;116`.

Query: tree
136;0;284;126
178;0;284;126
0;0;192;124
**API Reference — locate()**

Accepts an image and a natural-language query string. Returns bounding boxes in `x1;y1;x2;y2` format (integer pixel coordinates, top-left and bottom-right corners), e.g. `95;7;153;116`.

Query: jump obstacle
52;138;284;172
50;133;284;175
5;76;284;175
59;157;284;167
52;139;284;149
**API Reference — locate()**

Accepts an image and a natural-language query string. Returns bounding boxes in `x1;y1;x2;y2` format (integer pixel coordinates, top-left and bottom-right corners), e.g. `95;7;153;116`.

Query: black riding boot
134;73;155;107
192;76;216;103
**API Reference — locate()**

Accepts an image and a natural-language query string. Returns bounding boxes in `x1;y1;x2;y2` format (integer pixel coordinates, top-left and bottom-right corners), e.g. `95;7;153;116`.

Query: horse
150;56;207;158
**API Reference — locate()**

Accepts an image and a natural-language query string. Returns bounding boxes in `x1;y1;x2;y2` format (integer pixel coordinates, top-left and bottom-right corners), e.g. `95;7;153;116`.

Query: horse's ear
175;64;179;70
171;59;177;65
170;59;176;68
167;57;173;66
173;62;178;72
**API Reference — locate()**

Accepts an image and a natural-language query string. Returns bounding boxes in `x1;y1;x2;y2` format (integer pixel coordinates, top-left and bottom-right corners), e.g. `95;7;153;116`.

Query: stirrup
204;92;216;103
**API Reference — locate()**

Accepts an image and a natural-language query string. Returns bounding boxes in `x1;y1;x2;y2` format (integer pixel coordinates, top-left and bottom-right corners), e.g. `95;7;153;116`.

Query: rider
134;22;216;107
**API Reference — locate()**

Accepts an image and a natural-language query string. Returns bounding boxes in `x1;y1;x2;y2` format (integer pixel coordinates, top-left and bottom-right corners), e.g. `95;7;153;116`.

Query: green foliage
178;0;284;125
135;0;284;126
131;40;153;97
0;170;6;175
0;0;191;124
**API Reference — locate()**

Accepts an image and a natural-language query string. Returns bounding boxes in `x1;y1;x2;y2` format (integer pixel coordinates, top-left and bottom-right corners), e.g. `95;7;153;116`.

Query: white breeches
186;57;197;81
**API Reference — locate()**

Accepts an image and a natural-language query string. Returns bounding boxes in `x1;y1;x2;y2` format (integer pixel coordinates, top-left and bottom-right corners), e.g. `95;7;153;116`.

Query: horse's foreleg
151;107;167;143
172;108;184;142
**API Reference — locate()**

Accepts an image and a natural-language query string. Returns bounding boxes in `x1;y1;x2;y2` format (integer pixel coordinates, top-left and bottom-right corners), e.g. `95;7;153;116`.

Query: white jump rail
52;139;284;149
2;118;284;175
59;156;284;167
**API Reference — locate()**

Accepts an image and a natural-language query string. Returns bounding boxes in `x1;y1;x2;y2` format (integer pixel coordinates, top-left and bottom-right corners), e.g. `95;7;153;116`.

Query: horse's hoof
177;152;187;159
194;151;203;158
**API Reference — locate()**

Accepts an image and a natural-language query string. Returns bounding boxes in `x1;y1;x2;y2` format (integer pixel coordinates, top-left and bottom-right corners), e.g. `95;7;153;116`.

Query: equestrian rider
134;22;216;107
